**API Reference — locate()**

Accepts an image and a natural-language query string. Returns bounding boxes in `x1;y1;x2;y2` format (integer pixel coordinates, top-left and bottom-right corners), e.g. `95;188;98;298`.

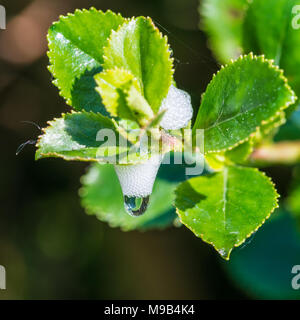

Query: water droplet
124;195;150;217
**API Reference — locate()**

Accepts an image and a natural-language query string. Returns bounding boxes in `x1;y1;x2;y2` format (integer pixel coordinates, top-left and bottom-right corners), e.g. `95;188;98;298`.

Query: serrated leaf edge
35;110;118;163
196;53;297;154
94;67;140;118
102;16;175;109
35;110;158;165
47;8;126;109
174;166;280;260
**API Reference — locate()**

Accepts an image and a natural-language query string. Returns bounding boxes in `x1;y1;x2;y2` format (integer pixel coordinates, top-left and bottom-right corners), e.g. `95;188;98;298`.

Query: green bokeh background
0;0;299;299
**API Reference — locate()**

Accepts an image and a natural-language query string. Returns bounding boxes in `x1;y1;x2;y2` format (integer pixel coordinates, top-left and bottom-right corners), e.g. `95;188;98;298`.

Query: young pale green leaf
80;164;177;231
205;153;227;171
103;17;173;113
243;0;300;98
175;166;279;260
35;111;130;163
145;110;167;130
47;8;125;113
193;54;296;153
125;84;155;125
95;68;154;126
200;0;249;64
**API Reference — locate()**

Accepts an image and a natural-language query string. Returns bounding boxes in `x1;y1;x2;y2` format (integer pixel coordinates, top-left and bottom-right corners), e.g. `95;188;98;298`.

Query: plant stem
250;141;300;166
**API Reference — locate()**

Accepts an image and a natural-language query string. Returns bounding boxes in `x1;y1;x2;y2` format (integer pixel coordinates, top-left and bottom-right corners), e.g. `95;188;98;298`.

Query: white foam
159;85;193;130
114;86;192;198
114;154;162;197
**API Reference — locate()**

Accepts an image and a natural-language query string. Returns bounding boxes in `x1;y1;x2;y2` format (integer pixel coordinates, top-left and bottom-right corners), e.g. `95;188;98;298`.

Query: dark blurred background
0;0;299;299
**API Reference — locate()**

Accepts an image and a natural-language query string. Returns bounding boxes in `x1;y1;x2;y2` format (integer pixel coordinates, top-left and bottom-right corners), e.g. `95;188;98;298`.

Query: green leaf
205;139;254;171
95;68;154;126
175;166;279;259
80;164;177;231
205;153;227;171
224;139;253;164
200;0;249;64
193;54;296;153
243;0;300;98
103;16;173;113
36;111;160;164
200;0;300;115
47;8;125;113
125;83;155;125
286;167;300;223
253;111;286;145
287;185;300;220
145;109;167;130
35;111;127;162
260;111;286;137
225;209;300;299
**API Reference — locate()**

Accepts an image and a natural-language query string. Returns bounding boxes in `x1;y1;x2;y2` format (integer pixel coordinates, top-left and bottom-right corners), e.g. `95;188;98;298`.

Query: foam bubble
159;85;193;130
114;154;162;197
114;86;192;199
